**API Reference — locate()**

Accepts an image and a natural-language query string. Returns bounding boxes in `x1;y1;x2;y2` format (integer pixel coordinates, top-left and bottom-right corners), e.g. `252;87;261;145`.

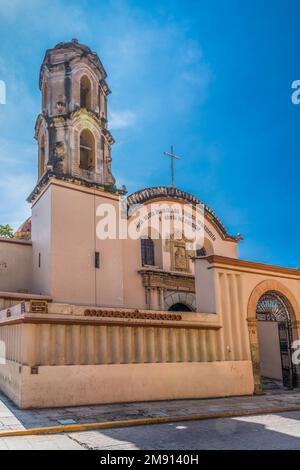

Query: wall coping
0;238;32;246
139;267;195;279
0;302;221;330
0;291;51;300
197;255;300;280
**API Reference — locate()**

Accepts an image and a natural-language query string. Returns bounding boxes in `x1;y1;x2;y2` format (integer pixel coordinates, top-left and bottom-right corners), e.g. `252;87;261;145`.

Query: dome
15;217;31;240
39;38;108;88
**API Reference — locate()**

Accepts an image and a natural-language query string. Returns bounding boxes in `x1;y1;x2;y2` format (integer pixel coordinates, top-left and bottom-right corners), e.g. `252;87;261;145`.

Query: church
0;39;299;408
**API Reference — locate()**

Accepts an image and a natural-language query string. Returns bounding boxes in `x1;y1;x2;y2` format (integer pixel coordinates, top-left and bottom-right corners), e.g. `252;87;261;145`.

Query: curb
1;404;300;438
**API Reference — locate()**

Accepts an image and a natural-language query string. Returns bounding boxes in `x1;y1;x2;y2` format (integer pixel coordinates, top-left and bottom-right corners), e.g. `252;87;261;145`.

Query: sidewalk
1;389;300;436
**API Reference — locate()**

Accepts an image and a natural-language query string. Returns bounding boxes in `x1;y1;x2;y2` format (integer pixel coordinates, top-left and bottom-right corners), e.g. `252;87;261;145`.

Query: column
159;288;165;311
247;318;262;394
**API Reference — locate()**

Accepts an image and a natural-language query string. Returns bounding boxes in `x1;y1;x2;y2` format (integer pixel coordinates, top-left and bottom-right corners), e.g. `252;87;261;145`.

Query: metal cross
163;146;181;188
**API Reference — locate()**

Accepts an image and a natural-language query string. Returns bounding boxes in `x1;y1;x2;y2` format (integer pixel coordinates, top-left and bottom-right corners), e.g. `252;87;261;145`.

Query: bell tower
34;39;115;190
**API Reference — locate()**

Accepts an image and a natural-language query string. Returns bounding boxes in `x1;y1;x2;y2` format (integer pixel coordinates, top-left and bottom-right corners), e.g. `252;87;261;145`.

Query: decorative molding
27;173;125;204
127;186;238;241
204;255;300;279
84;309;182;321
139;268;195;292
0;315;222;330
247;279;300;322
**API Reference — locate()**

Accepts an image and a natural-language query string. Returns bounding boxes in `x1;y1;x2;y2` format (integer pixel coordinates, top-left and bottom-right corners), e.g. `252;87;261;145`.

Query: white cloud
0;138;35;230
0;0;87;35
109;110;136;130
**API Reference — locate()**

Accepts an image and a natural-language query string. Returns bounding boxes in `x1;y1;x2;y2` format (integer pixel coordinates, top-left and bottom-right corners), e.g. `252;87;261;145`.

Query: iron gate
256;291;296;389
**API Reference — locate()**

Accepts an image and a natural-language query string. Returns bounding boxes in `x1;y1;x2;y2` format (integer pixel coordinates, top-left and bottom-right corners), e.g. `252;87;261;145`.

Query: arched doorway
164;291;196;312
256;291;296;390
168;303;192;312
247;280;300;394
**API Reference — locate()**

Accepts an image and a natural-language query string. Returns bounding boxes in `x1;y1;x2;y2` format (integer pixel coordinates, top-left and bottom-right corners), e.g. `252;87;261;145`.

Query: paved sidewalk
2;411;300;450
1;389;300;434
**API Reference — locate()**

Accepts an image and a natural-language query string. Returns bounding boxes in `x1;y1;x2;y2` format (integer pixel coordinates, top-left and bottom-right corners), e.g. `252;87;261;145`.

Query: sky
0;0;299;267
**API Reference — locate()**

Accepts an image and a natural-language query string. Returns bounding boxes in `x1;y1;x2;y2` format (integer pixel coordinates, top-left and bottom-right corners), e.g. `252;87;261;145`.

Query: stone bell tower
29;40;125;306
34;38;115;189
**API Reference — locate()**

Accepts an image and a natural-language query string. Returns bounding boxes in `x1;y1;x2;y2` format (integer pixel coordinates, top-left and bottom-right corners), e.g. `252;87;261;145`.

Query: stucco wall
20;361;253;408
31;185;52;296
0;361;22;408
0;239;32;293
195;257;300;334
195;256;300;391
30;180;239;309
257;321;282;380
32;181;125;307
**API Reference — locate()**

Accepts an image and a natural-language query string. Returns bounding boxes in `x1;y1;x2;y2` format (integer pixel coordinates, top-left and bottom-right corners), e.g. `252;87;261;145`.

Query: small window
141;237;155;266
80;75;92;110
196;246;207;257
80;129;95;171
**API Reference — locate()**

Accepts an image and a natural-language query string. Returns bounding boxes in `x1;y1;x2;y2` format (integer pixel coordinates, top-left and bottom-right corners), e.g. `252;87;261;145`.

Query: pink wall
0;239;32;293
31;186;52;296
30;180;240;308
257;321;283;380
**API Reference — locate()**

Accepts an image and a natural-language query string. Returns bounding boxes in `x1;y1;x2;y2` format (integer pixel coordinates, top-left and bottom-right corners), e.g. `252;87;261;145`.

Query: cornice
202;255;300;279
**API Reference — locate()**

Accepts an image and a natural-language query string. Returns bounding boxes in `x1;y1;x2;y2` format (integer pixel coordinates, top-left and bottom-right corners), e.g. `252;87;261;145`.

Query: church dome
15;217;31;240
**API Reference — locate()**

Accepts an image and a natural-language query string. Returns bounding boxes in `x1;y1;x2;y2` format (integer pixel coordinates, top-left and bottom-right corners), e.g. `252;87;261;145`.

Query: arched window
196;246;207;257
80;129;95;171
39;134;46;177
141;237;155;266
80;75;92;110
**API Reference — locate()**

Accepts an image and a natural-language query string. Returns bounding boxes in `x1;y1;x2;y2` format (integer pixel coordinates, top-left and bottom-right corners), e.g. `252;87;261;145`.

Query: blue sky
0;0;299;267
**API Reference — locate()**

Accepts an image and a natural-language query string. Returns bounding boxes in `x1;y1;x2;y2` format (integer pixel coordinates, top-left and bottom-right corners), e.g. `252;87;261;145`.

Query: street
1;411;300;450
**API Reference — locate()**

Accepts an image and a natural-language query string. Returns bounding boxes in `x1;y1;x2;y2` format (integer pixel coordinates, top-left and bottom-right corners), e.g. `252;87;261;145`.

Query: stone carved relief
53;141;66;174
174;246;188;270
56;96;66;114
169;235;191;273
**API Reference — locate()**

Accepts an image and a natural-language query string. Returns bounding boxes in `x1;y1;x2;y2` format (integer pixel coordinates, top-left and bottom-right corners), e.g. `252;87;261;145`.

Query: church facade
0;40;299;408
